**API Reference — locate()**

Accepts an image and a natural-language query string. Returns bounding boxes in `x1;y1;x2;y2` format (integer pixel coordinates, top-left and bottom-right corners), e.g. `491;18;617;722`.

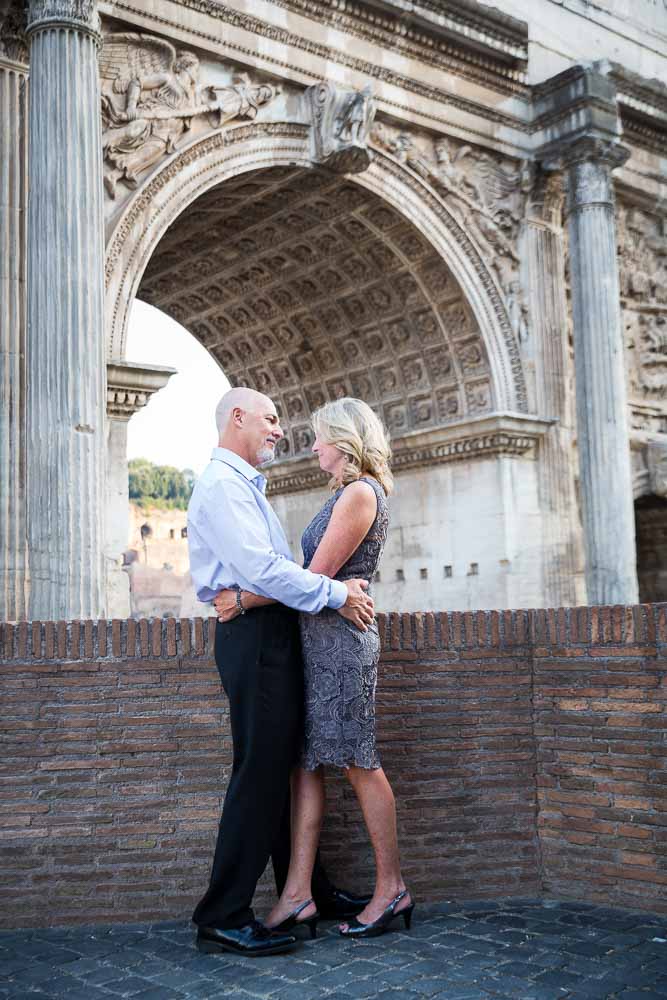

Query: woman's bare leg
340;765;410;928
266;766;324;926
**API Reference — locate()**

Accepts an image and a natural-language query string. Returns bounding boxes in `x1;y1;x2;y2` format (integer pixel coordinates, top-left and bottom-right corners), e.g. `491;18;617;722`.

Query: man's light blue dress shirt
187;447;348;612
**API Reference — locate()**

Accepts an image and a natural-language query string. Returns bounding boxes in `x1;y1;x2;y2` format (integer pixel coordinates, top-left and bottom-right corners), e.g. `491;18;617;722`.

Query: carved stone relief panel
371;120;532;346
139;164;494;458
100;30;280;206
618;203;667;434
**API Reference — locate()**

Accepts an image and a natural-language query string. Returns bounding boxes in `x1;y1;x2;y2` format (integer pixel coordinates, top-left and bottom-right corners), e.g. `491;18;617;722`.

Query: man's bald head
215;387;274;436
215;387;283;467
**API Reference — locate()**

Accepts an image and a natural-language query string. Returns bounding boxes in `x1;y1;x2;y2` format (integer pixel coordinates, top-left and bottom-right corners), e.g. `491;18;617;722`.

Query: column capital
542;134;630;174
543;135;630;212
0;2;28;64
26;1;100;39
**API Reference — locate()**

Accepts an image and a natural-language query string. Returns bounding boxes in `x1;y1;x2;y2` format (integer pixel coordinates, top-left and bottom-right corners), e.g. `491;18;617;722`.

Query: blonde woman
217;397;412;938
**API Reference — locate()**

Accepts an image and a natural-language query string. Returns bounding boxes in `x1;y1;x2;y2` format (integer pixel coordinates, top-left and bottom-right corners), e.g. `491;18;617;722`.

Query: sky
126;300;229;475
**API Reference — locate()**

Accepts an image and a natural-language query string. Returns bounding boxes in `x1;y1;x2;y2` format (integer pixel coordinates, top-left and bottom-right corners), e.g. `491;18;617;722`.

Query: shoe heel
307;917;319;940
402;905;415;930
196;938;220;955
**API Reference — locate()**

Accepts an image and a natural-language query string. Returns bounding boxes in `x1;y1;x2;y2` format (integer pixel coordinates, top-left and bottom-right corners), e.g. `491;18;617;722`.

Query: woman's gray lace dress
300;477;389;771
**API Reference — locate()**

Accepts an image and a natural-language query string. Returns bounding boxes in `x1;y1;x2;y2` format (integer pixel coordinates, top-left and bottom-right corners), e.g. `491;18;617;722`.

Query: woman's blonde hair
312;397;393;495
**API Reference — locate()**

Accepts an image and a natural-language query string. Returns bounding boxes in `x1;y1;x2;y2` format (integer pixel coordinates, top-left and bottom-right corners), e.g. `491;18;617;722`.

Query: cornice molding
266;0;528;94
609;63;667;156
106;360;176;421
266;412;552;496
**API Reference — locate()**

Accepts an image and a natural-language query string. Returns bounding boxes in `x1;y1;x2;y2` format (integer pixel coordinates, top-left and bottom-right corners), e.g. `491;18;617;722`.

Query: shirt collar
211;447;267;493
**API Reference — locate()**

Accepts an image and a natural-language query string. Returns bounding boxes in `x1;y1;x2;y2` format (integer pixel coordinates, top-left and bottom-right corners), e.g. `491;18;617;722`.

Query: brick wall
0;606;665;929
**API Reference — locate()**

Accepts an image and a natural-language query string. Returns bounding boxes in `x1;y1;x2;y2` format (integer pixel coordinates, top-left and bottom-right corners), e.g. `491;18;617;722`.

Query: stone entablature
106;360;176;421
266;412;551;496
259;0;530;93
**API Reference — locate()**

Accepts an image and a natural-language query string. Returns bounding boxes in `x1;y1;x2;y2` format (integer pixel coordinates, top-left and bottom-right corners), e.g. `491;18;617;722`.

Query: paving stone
4;900;667;1000
618;992;666;1000
126;989;186;1000
533;967;585;989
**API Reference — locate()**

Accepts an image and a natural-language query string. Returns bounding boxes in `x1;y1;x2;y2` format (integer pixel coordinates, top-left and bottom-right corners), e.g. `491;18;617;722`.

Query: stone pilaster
0;50;28;620
25;0;106;619
564;137;638;604
521;175;583;606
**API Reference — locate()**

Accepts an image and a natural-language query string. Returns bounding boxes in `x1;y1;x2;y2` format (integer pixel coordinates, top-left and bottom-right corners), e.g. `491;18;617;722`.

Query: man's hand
213;588;241;622
337;578;374;632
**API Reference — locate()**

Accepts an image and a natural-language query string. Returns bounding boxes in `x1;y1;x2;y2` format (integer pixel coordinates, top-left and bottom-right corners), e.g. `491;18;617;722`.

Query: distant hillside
128;458;195;510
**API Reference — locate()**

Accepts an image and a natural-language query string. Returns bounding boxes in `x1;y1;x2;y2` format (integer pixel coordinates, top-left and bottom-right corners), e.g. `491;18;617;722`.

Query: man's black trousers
192;606;332;930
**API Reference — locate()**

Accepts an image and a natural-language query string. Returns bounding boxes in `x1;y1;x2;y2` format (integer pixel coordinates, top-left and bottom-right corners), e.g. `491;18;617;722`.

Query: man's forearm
240;590;276;610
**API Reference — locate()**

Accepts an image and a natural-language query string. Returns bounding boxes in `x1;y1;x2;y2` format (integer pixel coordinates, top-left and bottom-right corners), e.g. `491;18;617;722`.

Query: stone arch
635;494;667;602
105;122;527;456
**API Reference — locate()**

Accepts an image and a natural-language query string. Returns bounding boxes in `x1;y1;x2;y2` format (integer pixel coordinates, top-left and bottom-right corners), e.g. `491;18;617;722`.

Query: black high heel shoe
338;890;414;939
269;898;320;940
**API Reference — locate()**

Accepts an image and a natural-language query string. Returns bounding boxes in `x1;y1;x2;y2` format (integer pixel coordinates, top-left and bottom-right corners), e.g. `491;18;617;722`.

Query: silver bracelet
235;589;246;616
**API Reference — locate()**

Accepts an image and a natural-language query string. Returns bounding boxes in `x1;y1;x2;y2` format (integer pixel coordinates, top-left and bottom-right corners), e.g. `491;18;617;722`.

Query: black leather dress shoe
314;886;372;920
196;920;297;956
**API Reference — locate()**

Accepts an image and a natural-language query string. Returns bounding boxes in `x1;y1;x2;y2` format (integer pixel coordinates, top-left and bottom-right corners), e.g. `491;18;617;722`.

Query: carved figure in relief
433;139;485;213
372;125;522;290
628;313;667;398
307;80;376;173
336;86;373;144
100;33;276;198
505;280;530;344
618;204;667;407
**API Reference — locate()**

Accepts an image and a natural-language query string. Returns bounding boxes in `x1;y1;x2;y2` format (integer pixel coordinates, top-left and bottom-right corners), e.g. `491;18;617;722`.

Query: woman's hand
213;588;241;622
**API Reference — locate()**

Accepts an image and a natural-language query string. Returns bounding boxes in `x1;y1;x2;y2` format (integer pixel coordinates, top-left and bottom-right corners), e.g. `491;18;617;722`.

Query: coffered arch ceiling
138;166;494;464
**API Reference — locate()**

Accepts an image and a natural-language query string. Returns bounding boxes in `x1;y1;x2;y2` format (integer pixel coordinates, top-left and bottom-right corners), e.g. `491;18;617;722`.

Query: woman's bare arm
307;480;377;577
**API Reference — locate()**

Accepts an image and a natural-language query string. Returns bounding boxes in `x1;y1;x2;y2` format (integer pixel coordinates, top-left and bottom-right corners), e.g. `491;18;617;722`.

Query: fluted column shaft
565;141;638;605
522;212;582;606
0;56;28;620
26;1;106;618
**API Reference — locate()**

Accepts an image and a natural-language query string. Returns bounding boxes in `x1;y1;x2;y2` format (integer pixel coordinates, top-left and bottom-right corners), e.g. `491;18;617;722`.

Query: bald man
187;388;374;956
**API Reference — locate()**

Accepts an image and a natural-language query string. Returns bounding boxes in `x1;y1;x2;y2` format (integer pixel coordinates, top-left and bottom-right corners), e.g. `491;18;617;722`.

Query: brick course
0;605;665;928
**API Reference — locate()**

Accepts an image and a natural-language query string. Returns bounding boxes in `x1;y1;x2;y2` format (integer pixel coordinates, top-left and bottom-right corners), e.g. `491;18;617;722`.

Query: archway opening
137;165;494;463
635;495;667;603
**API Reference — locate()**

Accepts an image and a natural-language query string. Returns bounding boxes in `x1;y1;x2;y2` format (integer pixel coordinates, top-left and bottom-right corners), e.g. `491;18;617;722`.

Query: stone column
0;20;28;620
25;0;106;619
105;361;176;618
564;138;638;605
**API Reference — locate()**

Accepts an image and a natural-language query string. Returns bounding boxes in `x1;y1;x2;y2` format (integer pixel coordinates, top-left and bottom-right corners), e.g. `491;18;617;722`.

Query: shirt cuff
327;579;348;610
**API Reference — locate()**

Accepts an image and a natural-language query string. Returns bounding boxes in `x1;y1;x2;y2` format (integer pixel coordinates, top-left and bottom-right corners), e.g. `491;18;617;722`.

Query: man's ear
232;406;244;427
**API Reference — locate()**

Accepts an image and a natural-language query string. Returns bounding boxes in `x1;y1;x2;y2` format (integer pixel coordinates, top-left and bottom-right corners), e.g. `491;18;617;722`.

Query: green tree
128;458;195;509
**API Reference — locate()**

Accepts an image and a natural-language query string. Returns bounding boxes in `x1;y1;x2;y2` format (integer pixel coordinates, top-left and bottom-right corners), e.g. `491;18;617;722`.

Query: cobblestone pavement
1;900;666;1000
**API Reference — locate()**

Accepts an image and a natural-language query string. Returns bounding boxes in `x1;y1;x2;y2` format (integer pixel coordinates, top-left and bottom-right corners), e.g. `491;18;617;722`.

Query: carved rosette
26;0;101;38
307;81;376;173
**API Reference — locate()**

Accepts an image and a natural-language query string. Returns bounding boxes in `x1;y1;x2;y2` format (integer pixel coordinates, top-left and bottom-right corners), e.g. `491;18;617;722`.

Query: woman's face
312;434;345;476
